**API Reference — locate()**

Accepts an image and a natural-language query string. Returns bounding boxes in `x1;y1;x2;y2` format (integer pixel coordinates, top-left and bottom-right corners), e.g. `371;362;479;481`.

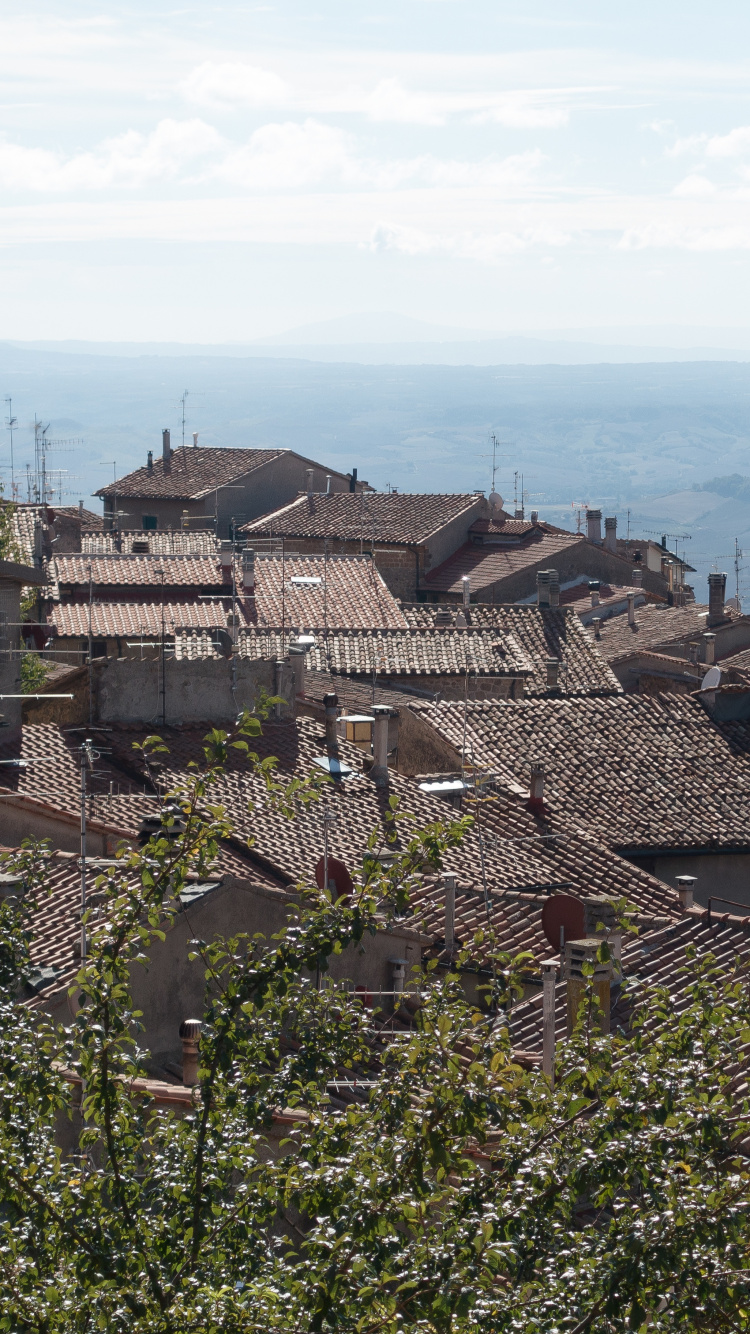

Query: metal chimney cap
179;1018;202;1040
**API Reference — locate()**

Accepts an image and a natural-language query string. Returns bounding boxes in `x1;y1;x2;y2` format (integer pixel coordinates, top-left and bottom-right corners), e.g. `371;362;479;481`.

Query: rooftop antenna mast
735;537;744;611
4;398;17;498
179;390;189;450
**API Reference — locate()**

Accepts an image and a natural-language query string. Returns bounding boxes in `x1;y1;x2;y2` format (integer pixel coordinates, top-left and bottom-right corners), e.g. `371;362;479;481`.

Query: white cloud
672;174;716;197
364;79;446;126
215;119;357;189
617;223;750;251
471;95;569;129
705;125;750;158
181;61;291;110
0;119;222;192
368;220;570;262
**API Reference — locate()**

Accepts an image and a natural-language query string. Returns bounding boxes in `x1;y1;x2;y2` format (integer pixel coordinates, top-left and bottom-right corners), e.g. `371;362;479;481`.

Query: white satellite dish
726;596;741;613
489;491;504;511
701;666;721;691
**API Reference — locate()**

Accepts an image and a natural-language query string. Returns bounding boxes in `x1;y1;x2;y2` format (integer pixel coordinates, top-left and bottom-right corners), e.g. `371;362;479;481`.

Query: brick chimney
586;509;602;544
604;516;617;552
162;428;171;471
708;573;727;627
565;939;612;1036
546;657;560;690
702;632;716;664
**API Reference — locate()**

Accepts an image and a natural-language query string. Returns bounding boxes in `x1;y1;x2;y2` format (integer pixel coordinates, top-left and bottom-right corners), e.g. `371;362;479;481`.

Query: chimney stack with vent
242;549;255;596
371;705;392;788
702;632;716;664
147;450;153;473
604;516;617;552
289;644;306;701
708;572;727;626
219;540;232;574
541;960;558;1084
676;875;697;910
548;569;560;607
530;509;539;523
179;1019;201;1086
326;474;332;494
631;552;643;587
306;468;314;496
192;432;199;448
444;872;456;954
592;617;602;639
586;509;602;544
546;657;560;690
349;467;358;493
462;575;470;609
529;762;545;809
565;939;612;1036
162;428;171;462
627;592;636;626
537;570;551;607
589;580;600;607
324;692;339;757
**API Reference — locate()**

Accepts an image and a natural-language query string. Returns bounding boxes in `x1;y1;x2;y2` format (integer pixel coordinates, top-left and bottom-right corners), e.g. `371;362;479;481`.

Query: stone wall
94;654;282;726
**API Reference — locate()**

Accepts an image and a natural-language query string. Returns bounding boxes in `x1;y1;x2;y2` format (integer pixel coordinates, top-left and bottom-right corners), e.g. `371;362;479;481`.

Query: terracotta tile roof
469;514;569;538
2;504;103;566
400;605;621;697
99;715;679;963
592;602;724;663
49;601;246;638
719;646;750;675
410;693;750;854
508;911;750;1054
82;530;218;555
49;553;224;593
250;554;407;630
96;447;286;501
300;671;422;712
0;724;146;836
561;583;651;616
229;626;535;679
242;492;484;546
423;531;586;594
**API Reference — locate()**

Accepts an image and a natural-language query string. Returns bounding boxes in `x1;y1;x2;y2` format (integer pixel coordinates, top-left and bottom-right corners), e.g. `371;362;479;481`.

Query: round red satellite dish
315;855;354;901
541;895;585;951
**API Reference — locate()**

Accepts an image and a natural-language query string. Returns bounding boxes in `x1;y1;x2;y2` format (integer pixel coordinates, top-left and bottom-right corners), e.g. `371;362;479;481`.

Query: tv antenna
4;398;17;498
734;537;744;612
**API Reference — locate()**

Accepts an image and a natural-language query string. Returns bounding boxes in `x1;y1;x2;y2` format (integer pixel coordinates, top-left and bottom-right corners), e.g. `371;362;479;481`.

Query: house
404;691;750;908
242;491;489;601
2;501;102;568
421;506;671;604
0;557;46;740
94;439;361;538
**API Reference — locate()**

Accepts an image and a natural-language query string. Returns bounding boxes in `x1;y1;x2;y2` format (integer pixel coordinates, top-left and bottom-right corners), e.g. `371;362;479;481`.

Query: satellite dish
542;895;585;951
701;665;721;691
315;854;354;902
726;596;741;613
489;491;504;511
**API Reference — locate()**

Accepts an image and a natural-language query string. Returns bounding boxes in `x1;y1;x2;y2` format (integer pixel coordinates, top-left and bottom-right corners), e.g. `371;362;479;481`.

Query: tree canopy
1;712;749;1333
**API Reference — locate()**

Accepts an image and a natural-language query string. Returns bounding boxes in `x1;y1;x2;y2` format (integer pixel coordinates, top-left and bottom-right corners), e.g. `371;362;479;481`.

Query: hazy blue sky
3;2;750;341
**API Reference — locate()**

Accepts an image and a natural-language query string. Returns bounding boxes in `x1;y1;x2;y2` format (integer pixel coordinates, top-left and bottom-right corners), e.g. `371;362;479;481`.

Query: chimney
242;549;255;596
604;516;617;553
702;632;716;665
147;450;153;473
541;959;558;1084
589;580;601;607
583;894;622;967
586;509;602;544
78;498;84;517
546;657;560;691
179;1019;202;1086
306;468;314;496
182;510;190;530
565;939;612;1037
325;474;332;494
219;540;233;574
192;431;199;447
349;467;358;493
627;592;636;626
530;510;539;523
462;576;470;608
708;572;727;627
548;569;560;607
444;872;456;954
289;644;306;700
675;875;696;910
528;762;545;809
537;570;551;606
162;428;171;462
371;704;392;788
592;617;601;639
324;692;339;757
275;660;286;718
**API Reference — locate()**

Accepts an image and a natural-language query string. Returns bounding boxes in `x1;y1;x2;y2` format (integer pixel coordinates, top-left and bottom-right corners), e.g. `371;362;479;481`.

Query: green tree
19;651;50;694
0;712;749;1333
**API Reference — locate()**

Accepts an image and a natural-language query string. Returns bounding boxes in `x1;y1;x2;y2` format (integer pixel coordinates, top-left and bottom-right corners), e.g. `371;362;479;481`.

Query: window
142;515;158;531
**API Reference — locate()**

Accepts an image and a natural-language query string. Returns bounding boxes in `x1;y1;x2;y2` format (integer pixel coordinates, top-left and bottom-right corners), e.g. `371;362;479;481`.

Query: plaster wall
94;655;280;725
626;851;750;911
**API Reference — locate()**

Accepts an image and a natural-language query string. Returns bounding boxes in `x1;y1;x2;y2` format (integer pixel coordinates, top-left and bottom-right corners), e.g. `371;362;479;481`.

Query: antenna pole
181;390;188;450
4;398;16;497
80;742;88;962
88;562;93;727
160;569;166;726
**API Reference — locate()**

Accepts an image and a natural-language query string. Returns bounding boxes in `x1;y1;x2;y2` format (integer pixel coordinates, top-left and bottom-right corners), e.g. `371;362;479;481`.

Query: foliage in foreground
0;713;749;1333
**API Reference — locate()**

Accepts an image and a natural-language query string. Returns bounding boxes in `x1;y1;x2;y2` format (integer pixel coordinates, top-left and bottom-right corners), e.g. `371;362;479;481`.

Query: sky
3;2;750;341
